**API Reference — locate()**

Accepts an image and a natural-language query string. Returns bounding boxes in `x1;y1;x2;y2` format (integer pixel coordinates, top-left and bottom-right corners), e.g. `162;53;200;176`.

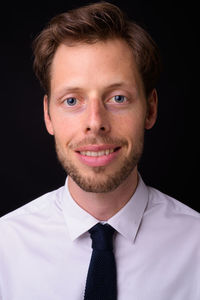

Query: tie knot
89;223;115;251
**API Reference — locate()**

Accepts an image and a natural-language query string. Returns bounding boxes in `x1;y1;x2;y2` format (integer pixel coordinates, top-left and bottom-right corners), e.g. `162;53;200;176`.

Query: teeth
80;149;114;156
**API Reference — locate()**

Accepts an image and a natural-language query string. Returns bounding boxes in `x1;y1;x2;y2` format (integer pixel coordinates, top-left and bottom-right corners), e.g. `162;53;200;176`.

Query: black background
0;1;197;216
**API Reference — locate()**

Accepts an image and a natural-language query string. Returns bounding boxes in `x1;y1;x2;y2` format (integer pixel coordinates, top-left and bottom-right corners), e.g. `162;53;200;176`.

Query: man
0;2;199;300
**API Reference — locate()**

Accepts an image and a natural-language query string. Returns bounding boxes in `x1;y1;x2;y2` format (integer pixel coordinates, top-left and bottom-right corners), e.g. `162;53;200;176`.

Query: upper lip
75;144;120;152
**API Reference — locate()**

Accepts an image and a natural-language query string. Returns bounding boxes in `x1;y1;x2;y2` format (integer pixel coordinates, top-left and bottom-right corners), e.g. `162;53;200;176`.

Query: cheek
50;114;78;145
117;113;145;154
116;111;146;137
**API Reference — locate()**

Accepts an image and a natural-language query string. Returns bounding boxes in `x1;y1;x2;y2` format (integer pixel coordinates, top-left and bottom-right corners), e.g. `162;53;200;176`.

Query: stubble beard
55;135;144;193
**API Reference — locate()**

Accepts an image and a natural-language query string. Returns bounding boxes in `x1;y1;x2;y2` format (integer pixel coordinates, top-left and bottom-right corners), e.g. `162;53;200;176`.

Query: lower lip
75;149;120;167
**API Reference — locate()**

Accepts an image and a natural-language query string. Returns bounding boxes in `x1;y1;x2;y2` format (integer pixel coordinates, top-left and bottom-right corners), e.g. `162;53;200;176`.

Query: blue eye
113;95;127;103
65;97;77;106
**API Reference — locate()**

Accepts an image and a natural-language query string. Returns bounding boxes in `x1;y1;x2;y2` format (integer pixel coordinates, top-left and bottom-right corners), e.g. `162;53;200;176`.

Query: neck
68;168;139;221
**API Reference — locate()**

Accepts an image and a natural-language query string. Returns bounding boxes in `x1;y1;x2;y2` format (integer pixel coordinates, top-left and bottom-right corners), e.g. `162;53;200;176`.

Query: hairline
47;37;146;99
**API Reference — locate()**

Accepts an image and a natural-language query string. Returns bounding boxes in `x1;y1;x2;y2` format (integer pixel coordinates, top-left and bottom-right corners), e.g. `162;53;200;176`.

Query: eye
111;95;127;103
64;97;77;106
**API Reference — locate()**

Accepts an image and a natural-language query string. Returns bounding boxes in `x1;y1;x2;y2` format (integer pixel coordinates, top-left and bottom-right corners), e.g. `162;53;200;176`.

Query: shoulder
143;185;200;257
148;186;199;216
147;186;200;228
0;185;65;258
0;185;64;226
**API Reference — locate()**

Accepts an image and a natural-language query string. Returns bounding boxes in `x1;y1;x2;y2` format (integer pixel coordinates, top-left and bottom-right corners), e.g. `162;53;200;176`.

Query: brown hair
32;1;161;97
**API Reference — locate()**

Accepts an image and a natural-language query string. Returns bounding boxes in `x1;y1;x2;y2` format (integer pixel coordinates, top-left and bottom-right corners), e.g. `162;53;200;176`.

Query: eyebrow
106;82;128;89
54;81;133;99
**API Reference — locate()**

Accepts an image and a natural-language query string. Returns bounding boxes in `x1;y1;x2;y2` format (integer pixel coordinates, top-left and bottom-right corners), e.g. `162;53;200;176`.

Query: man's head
33;2;161;98
32;2;161;193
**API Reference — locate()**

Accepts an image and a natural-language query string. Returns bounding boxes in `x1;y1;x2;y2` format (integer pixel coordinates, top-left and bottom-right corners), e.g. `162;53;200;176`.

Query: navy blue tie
84;223;117;300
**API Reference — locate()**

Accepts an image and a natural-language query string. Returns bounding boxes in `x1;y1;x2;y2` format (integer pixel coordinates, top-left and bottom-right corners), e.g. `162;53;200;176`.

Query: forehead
50;39;142;94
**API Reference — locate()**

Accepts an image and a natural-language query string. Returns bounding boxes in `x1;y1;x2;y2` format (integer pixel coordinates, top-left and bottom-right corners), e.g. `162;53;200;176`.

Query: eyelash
64;97;78;106
63;95;128;107
109;95;128;104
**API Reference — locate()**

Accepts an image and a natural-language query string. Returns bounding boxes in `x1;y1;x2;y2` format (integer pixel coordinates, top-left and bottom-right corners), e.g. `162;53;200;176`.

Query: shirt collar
107;174;148;243
60;174;149;243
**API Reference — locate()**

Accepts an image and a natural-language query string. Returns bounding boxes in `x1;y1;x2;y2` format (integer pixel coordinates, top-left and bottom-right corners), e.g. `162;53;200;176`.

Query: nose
84;98;111;135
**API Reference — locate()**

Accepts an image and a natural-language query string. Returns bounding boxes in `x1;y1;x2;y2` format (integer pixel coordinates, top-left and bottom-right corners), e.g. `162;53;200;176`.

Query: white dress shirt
0;175;199;300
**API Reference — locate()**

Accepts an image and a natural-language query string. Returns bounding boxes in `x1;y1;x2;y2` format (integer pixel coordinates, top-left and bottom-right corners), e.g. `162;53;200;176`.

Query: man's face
44;39;157;193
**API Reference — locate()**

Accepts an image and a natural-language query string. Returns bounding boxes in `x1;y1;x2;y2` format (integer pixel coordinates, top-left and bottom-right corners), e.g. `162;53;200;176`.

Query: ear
43;95;54;135
145;89;158;129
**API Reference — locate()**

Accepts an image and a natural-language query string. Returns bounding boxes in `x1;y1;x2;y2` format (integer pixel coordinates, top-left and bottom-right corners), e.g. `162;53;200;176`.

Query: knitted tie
84;223;117;300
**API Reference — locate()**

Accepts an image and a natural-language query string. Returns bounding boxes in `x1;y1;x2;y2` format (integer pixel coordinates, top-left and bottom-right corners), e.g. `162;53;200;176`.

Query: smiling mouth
78;147;121;157
75;146;121;167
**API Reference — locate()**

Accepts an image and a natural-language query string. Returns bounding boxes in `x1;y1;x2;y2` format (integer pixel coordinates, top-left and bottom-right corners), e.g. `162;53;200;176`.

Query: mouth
74;145;121;167
77;147;121;157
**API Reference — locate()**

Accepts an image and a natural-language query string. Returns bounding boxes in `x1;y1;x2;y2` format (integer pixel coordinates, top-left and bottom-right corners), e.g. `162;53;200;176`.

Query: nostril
86;125;107;132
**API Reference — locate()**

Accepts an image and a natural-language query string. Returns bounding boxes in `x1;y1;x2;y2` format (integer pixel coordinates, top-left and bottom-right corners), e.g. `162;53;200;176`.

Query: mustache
69;136;128;150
